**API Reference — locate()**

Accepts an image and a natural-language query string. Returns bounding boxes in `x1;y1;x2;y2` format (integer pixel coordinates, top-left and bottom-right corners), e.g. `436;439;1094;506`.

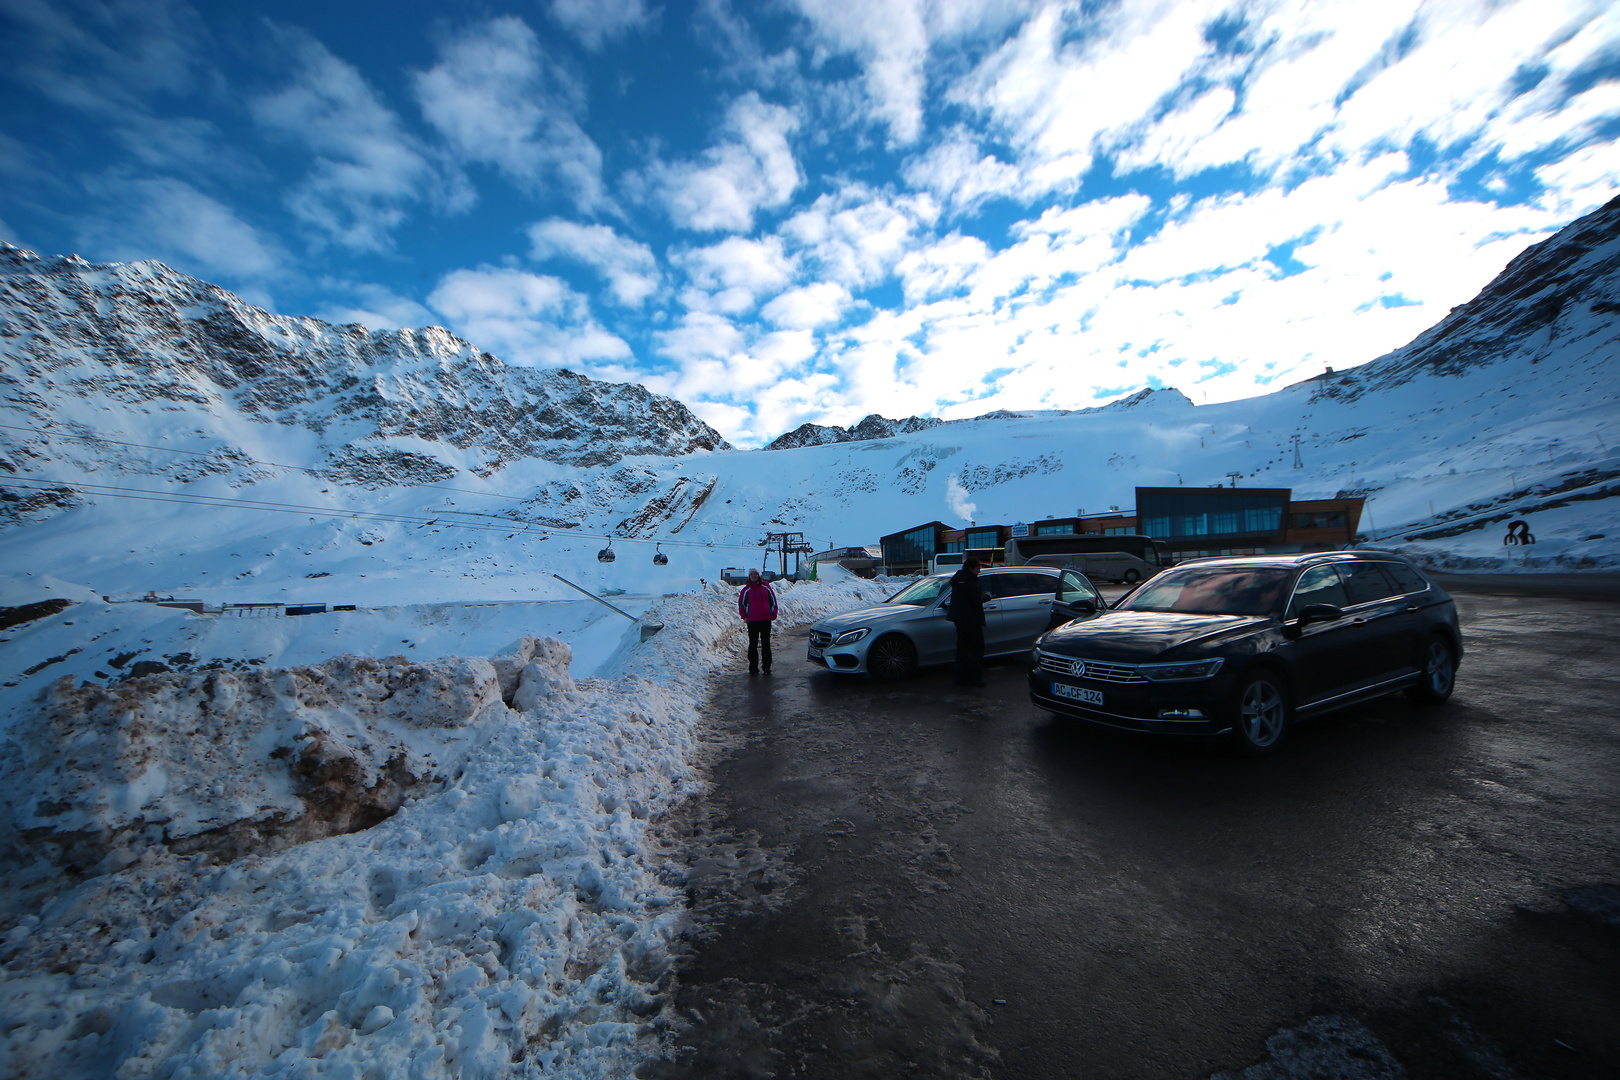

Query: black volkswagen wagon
1028;552;1462;755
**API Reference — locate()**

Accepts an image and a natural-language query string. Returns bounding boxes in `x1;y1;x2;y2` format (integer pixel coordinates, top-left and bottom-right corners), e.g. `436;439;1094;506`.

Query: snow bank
0;574;883;1079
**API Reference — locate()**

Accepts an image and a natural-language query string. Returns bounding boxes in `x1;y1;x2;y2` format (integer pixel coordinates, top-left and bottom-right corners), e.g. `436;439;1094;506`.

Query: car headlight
1137;658;1225;682
833;627;870;646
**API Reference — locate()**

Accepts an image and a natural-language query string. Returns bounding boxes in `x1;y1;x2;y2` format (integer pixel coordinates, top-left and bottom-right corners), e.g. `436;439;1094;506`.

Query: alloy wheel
1425;639;1454;697
868;635;916;681
1240;678;1287;748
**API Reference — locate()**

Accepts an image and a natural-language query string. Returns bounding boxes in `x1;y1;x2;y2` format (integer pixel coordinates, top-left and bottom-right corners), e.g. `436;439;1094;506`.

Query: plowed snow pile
0;575;883;1079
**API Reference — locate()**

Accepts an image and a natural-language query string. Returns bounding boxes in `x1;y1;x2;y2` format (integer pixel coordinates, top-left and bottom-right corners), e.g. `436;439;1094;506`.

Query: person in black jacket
947;557;988;687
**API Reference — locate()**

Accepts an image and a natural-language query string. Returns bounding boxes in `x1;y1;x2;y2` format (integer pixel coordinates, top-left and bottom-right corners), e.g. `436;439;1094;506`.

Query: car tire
1406;635;1456;704
1229;671;1291;756
1123;569;1141;584
867;634;918;682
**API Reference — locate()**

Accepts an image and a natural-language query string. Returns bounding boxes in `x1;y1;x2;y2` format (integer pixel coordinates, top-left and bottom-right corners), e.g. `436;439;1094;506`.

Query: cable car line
1;473;809;552
0;421;525;501
1;421;830;545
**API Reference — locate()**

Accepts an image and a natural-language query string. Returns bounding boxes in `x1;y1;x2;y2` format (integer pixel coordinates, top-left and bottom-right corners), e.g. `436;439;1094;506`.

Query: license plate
808;646;823;659
1051;683;1103;706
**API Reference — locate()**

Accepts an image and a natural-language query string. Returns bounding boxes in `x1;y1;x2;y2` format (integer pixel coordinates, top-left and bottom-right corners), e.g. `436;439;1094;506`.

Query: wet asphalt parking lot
644;577;1620;1080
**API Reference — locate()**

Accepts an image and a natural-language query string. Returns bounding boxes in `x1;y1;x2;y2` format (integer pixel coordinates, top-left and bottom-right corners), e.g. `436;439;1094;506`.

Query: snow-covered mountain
762;388;1192;450
767;412;946;449
0;244;728;481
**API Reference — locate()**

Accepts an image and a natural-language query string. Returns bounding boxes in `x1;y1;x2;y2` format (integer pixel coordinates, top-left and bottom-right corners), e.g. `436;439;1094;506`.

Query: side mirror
1296;603;1345;626
1063;598;1098;615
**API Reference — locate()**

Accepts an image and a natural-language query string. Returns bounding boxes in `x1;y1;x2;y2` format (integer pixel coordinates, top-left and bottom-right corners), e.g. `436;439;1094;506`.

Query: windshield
886;576;949;606
1117;567;1293;616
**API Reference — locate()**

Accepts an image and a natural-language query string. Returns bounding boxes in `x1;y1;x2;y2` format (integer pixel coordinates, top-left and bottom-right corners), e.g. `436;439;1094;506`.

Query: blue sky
2;0;1616;446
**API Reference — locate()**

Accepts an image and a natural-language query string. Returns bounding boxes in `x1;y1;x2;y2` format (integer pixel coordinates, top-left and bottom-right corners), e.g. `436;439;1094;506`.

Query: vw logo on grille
1069;659;1086;678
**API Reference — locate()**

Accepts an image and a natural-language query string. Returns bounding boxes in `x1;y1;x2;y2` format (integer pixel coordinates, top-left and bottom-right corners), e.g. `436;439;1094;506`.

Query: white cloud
672;234;794;311
761;282;853;328
944;0;1620;207
647;314;830;445
951;1;1216;190
526;219;660;306
413;17;607;212
790;0;1036;145
427;266;630;368
901;129;1023;210
78;176;283;283
754;328;819;366
111;115;241;176
0;0;208;117
691;0;802;88
828;160;1579;424
895;233;991;303
653;311;746;367
252;30;455;251
315;282;436;331
649;93;801;232
791;0;930;144
780;185;939;288
547;0;656;50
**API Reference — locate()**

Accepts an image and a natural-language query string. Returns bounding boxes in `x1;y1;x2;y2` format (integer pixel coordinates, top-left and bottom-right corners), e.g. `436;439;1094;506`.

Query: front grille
809;630;834;647
1038;653;1147;684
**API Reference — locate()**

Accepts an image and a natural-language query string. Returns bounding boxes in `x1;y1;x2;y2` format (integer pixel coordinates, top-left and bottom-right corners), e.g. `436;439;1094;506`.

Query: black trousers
953;621;984;684
747;621;773;671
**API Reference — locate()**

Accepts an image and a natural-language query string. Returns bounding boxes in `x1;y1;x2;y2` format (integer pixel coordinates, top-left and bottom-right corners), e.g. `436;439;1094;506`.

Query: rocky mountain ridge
0;245;730;480
1293;193;1620;401
764;387;1192;450
766;413;945;450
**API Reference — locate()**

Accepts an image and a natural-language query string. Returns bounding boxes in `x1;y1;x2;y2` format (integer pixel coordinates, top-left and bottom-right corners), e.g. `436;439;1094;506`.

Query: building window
1103;527;1132;536
1245;506;1283;531
1291;511;1346;529
883;526;938;566
945;541;964;553
1138;489;1288;543
1036;525;1068;535
966;529;999;549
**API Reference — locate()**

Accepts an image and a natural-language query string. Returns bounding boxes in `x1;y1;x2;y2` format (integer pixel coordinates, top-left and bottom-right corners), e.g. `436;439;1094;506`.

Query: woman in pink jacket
738;569;779;674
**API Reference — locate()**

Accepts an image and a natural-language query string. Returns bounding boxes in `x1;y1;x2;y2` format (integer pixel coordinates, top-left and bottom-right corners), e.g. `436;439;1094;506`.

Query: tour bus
1002;533;1171;584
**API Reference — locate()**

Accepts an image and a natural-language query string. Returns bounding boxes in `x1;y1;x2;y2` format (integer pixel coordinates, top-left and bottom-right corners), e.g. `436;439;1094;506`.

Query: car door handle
1037;598;1052;605
983;604;1000;610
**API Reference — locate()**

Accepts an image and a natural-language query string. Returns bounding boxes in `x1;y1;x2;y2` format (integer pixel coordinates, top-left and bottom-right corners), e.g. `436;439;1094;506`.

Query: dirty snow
0;573;886;1079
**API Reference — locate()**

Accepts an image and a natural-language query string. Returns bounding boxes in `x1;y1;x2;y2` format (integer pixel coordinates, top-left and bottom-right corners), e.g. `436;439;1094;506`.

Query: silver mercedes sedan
806;566;1106;680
